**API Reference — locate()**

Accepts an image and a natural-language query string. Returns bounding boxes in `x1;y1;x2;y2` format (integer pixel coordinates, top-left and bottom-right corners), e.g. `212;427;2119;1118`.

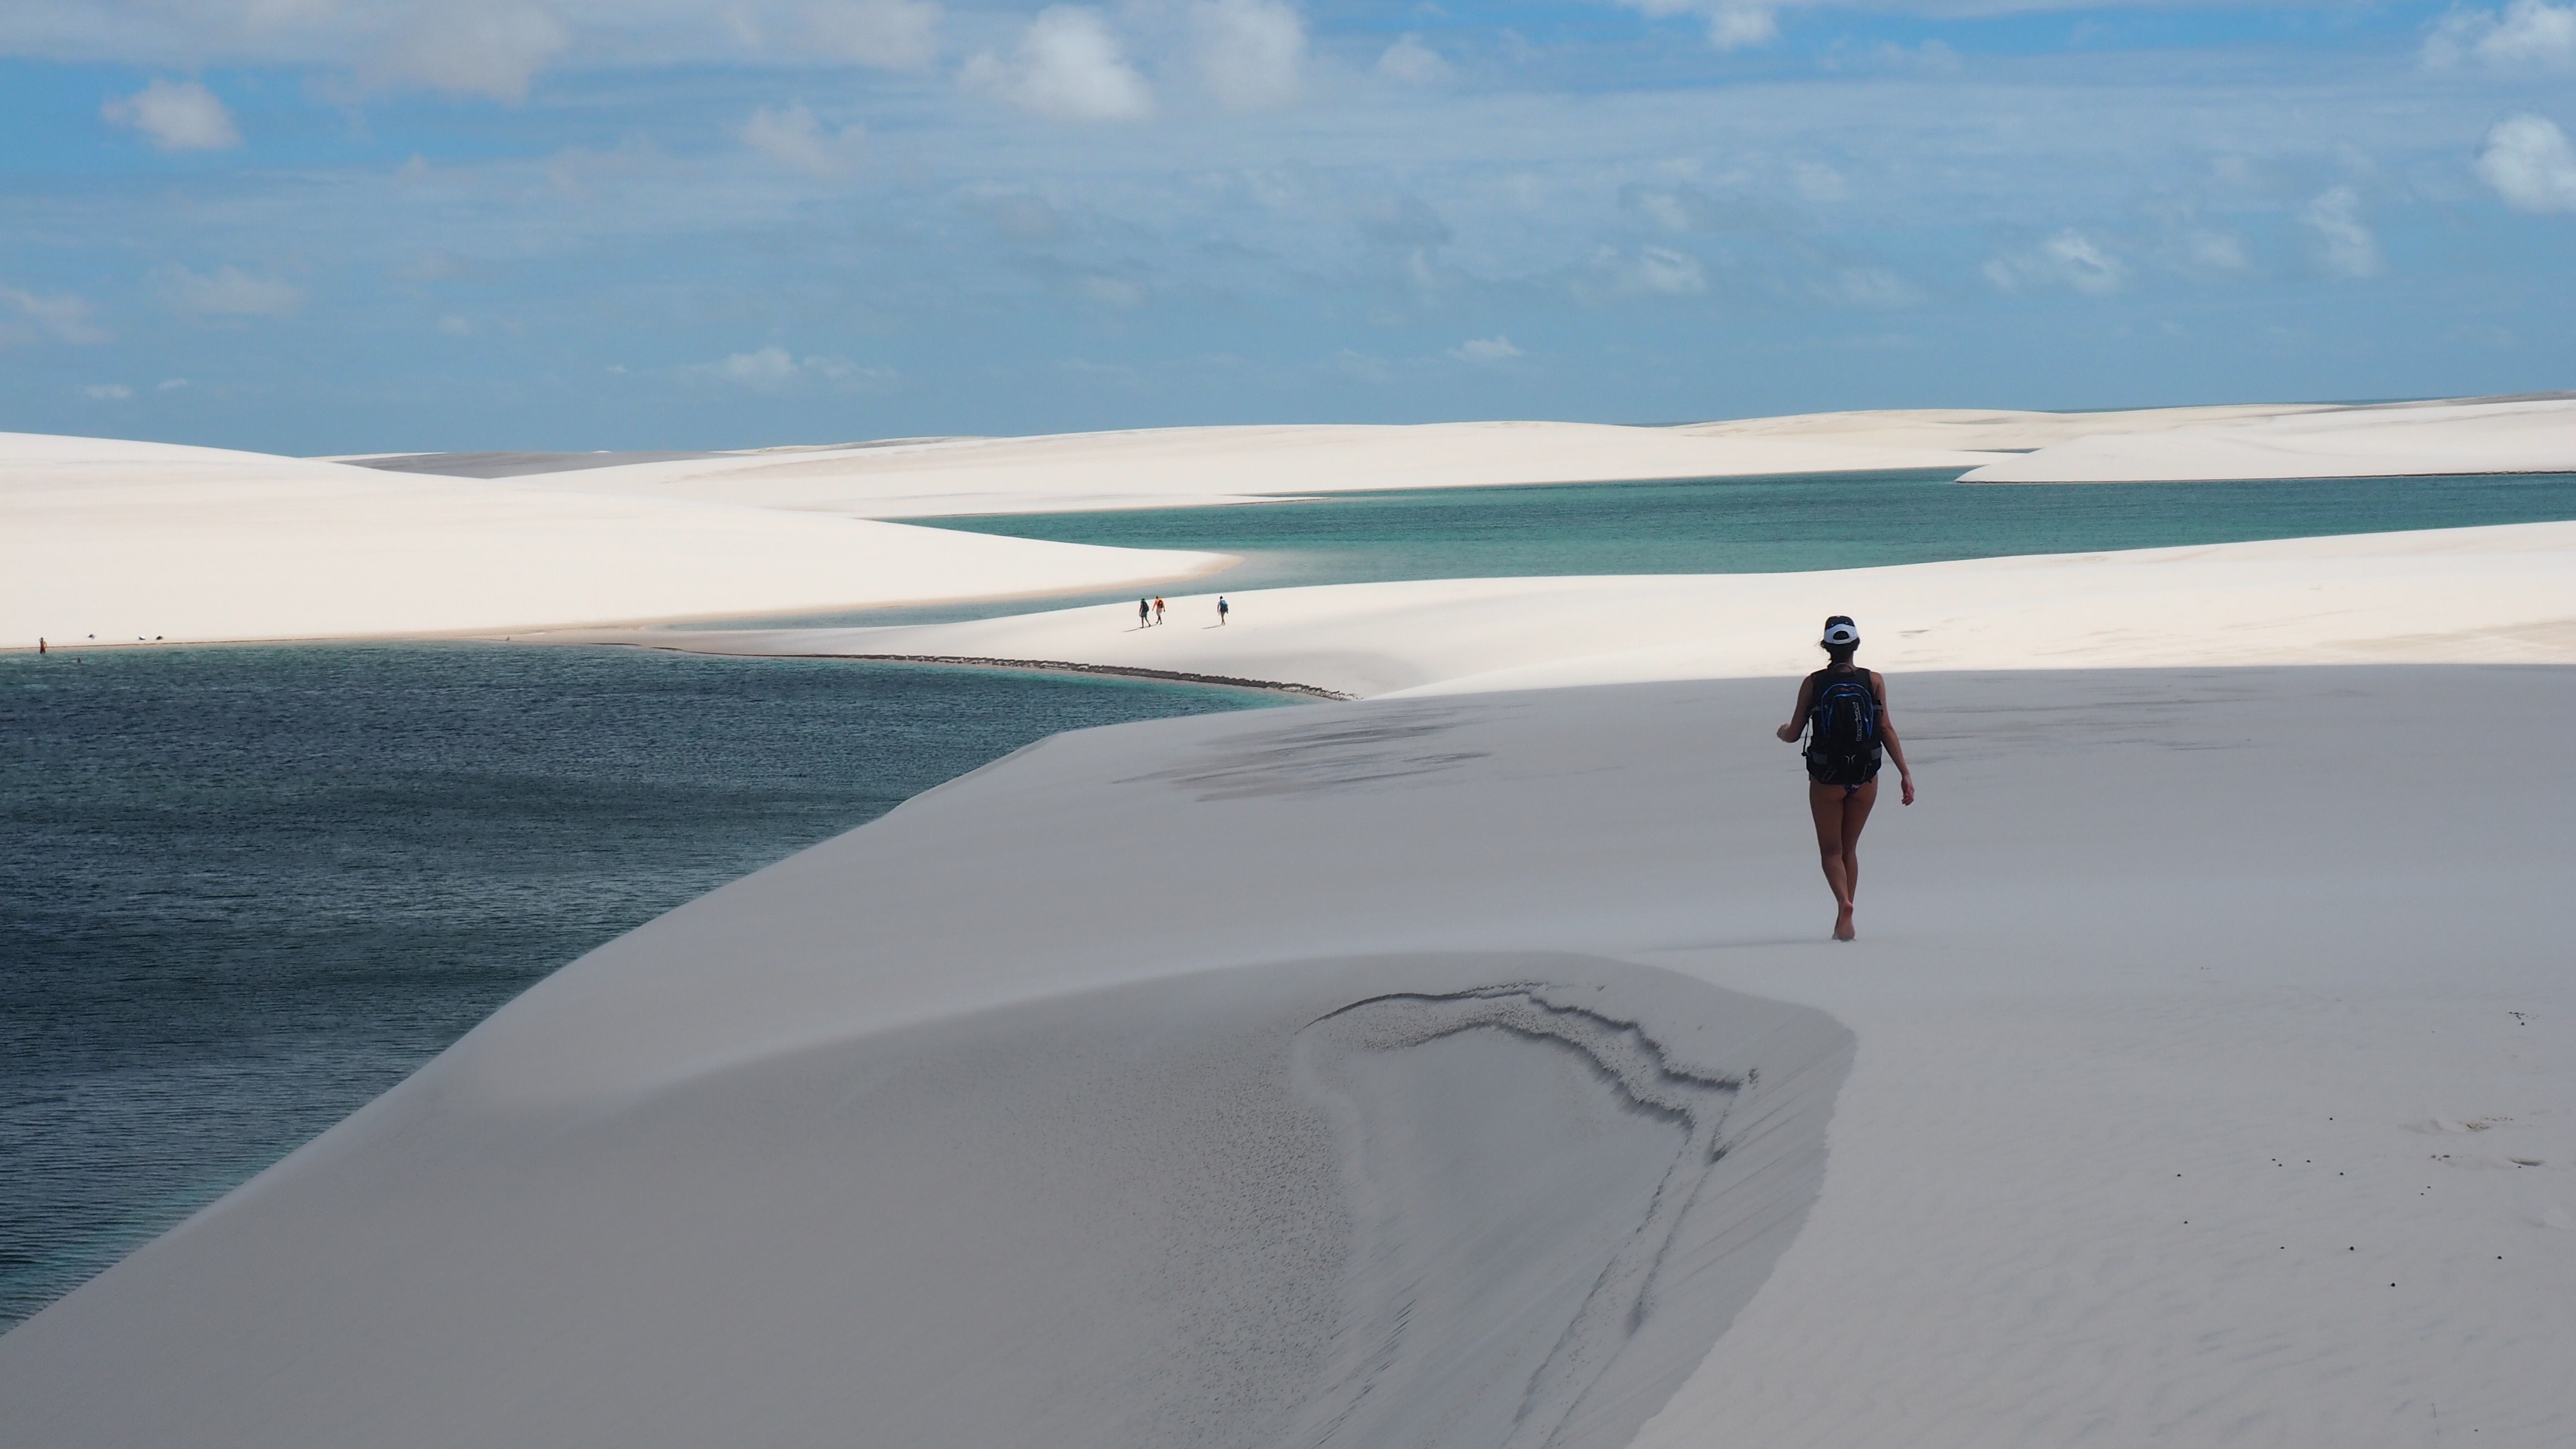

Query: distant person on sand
1776;615;1915;941
1139;598;1150;629
1153;596;1166;625
1216;596;1230;625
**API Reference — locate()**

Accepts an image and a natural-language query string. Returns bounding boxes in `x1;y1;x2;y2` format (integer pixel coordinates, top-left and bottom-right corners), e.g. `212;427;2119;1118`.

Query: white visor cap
1822;622;1860;646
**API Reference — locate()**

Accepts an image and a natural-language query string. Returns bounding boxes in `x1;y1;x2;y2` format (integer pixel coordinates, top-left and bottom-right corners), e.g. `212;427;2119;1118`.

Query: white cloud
1817;267;1919;308
958;186;1067;241
1356;193;1451;249
2209;154;2263;191
801;354;894;388
437;314;474;335
2300;185;2382;279
1587;244;1707;297
1;285;112;344
1075;273;1146;307
2476;113;2576;213
1983;229;2128;295
1707;6;1778;50
1376;34;1452;86
1631;189;1692;231
1448;335;1523;363
1621;180;1797;238
1850;38;1960;72
1617;1;1778;52
157;264;305;316
2141;196;2255;276
704;344;892;390
372;4;570;101
1190;0;1304;111
102;78;240;151
2425;0;2576;70
395;248;487;283
240;0;335;27
962;6;1152;122
714;344;797;385
722;344;801;384
2181;228;2251;272
1635;247;1707;294
804;0;942;69
741;103;866;179
1789;162;1848;203
157;377;190;390
83;382;133;400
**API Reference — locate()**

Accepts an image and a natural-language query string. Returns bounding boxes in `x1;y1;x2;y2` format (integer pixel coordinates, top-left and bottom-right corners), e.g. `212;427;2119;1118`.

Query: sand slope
0;432;1227;646
570;520;2576;698
453;420;2001;519
1965;394;2576;482
402;402;2432;520
1;669;2566;1446
373;400;2516;520
1672;400;2341;452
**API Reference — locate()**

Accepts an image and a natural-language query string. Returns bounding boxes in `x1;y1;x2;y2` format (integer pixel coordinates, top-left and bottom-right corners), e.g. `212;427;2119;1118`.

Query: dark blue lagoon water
704;468;2576;632
0;643;1281;1329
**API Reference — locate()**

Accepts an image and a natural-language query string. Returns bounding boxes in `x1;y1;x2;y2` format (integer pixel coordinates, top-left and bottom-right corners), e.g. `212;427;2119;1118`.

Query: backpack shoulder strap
1803;669;1835;712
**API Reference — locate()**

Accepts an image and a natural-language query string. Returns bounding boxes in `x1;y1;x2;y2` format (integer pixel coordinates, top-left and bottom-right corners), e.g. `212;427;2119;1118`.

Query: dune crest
1963;394;2576;482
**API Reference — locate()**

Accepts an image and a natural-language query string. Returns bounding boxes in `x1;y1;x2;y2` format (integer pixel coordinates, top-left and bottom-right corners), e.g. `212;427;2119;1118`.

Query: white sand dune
452;420;2002;519
0;432;1228;647
8;406;2575;1445
1965;394;2576;482
1671;400;2341;451
561;520;2576;699
384;404;2400;522
2;668;2567;1446
16;395;2568;649
371;400;2494;522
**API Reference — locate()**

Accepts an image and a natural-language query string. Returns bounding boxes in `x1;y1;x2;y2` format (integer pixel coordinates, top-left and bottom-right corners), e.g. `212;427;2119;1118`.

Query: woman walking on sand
1777;615;1914;941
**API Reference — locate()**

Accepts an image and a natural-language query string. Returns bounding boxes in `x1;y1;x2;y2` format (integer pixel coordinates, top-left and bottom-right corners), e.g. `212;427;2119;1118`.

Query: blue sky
2;0;2573;453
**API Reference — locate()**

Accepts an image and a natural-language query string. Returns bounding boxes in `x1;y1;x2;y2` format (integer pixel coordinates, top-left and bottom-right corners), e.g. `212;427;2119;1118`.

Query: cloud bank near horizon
3;1;2573;453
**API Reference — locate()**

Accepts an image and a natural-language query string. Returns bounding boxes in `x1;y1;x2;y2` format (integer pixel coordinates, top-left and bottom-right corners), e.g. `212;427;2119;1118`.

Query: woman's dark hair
1820;614;1859;665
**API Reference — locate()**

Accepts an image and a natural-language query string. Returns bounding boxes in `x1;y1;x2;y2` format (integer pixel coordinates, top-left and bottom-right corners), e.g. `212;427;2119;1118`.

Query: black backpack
1804;670;1882;784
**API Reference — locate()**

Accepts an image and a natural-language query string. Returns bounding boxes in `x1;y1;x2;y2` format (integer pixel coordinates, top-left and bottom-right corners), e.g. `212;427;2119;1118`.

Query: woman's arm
1775;676;1815;743
1872;671;1916;804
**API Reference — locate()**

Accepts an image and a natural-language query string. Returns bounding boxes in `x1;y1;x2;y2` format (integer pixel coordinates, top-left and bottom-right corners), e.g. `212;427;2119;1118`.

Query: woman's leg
1808;780;1878;939
1807;782;1855;937
1838;780;1879;912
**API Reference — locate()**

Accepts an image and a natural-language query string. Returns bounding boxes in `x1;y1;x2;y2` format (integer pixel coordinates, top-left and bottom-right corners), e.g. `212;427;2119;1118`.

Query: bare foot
1832;904;1855;941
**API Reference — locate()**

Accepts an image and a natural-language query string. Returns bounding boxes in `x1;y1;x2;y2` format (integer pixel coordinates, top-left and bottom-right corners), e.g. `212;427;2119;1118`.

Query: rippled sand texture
0;953;1849;1449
